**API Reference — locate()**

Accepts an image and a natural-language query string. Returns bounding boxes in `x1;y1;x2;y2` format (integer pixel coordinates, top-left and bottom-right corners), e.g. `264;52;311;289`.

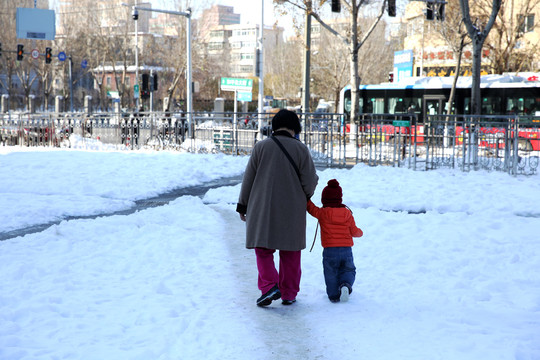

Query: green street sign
393;120;410;127
237;91;252;102
107;91;119;99
134;84;140;99
220;77;253;91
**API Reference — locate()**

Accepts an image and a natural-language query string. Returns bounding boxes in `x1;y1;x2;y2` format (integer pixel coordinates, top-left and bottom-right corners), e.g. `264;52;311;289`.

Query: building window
240;65;253;73
519;14;535;33
125;77;130;86
106;76;111;86
208;42;223;50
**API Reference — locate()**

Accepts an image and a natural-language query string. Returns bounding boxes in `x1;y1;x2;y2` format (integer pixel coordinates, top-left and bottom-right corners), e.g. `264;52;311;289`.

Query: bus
338;74;540;149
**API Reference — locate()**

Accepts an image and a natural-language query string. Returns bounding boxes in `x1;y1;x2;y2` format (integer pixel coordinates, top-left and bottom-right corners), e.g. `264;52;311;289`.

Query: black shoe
256;285;281;307
282;299;296;305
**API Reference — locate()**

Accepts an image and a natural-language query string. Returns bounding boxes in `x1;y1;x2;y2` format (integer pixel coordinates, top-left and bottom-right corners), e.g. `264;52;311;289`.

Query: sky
1;137;539;360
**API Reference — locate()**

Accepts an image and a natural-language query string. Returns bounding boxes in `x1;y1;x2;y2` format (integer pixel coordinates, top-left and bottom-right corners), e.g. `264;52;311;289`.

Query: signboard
107;91;119;99
16;8;56;40
393;120;410;127
31;49;40;59
393;50;413;82
134;84;140;99
220;77;253;91
81;59;88;69
237;91;252;102
58;51;66;62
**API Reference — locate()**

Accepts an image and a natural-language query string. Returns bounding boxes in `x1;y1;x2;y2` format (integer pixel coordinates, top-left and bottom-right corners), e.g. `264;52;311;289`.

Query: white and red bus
338;74;540;150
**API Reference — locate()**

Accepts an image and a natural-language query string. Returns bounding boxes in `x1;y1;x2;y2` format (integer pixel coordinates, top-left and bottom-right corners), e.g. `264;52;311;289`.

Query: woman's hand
239;213;246;222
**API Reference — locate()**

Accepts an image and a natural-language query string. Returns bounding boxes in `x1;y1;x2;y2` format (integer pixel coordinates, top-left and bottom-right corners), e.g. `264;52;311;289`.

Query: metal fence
1;111;539;175
345;114;540;175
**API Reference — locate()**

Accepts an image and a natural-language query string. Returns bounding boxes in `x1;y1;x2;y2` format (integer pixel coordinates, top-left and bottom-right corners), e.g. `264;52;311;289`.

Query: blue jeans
322;247;356;301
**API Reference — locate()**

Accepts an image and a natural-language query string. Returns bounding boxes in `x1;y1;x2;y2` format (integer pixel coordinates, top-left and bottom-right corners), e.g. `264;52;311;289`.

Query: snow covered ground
1;145;539;360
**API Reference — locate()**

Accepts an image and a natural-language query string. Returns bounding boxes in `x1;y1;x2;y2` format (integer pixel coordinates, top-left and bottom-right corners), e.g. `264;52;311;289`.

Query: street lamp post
258;0;264;139
134;3;139;110
302;1;312;143
123;3;193;137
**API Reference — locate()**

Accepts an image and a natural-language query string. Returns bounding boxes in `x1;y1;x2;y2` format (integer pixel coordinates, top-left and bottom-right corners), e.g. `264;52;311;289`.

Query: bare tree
265;38;304;100
438;0;470;114
35;51;55;110
0;1;19;110
459;0;501;115
0;0;48;110
275;0;387;124
483;0;540;74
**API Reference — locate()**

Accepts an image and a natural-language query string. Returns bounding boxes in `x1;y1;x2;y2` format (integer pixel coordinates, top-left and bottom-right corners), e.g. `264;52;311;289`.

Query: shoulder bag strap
271;135;301;182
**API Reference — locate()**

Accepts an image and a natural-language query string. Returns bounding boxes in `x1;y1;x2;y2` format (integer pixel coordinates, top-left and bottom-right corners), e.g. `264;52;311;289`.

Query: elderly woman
237;109;319;307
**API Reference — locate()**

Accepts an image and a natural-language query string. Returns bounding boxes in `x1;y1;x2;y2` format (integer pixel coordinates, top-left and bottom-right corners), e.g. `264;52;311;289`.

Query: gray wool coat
237;132;319;251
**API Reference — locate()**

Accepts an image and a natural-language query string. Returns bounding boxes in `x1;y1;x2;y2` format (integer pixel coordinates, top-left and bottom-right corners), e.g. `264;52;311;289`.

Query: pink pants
255;247;301;301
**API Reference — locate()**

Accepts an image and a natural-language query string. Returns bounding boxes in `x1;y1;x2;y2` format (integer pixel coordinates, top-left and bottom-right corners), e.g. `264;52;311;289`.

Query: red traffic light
17;44;24;61
45;47;52;64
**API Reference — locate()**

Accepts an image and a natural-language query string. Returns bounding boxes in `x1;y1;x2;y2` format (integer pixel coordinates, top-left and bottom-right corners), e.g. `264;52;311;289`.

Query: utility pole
134;0;139;110
257;0;264;139
302;1;312;116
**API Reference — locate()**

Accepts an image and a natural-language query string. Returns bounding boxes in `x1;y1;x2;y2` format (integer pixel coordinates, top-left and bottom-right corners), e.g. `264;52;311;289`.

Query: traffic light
426;2;434;20
0;42;2;57
388;72;394;83
17;44;24;61
141;73;150;98
387;0;396;17
142;73;149;92
331;0;340;13
152;74;158;91
436;3;445;21
45;47;52;64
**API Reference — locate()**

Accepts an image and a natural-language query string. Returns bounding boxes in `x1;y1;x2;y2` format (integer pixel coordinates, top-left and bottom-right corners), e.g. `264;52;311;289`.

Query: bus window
479;97;502;115
423;95;446;117
389;98;405;114
507;97;539;115
369;98;384;113
389;97;422;115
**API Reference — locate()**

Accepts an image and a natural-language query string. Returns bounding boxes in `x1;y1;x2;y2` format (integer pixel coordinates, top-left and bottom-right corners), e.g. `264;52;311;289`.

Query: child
307;179;363;303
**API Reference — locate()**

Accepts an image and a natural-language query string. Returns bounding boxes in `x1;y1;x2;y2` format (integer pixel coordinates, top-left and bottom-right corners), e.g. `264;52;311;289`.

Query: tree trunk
459;0;501;115
470;38;484;115
349;3;359;127
447;36;466;115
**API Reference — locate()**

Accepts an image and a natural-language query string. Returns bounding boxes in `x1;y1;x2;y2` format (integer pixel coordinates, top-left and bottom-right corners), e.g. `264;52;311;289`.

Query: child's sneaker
339;286;349;302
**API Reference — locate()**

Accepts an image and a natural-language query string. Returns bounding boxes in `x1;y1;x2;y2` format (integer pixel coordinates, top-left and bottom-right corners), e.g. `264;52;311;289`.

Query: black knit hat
271;109;302;134
322;179;343;207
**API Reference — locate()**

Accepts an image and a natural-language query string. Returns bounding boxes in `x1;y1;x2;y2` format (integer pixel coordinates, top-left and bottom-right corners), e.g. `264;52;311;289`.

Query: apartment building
199;5;284;78
402;0;539;77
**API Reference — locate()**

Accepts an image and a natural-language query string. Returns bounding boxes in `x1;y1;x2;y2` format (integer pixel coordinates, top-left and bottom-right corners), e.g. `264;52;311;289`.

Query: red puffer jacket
307;200;363;248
